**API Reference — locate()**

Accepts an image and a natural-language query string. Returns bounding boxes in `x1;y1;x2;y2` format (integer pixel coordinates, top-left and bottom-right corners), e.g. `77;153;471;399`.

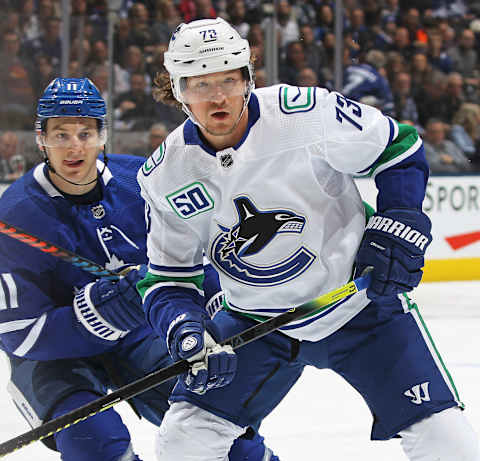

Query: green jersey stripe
364;123;420;178
137;271;205;299
401;293;463;407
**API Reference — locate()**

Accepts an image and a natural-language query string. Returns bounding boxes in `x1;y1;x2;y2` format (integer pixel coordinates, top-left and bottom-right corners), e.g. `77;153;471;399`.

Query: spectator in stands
23;16;62;69
0;131;27;181
86;39;129;94
179;0;216;22
385;51;407;86
297;67;319;87
380;0;400;24
401;8;428;45
132;122;169;157
18;0;41;43
70;36;91;76
294;0;316;27
299;24;326;83
247;23;264;49
153;97;186;133
372;18;396;51
151;0;182;44
447;27;478;80
113;18;131;66
423;118;472;173
89;64;109;102
362;0;383;28
279;40;308;86
0;30;35;129
2;8;21;37
36;0;61;31
409;49;442;98
275;0;299;48
392;71;419;125
389;26;414;60
70;1;99;45
343;49;395;116
227;0;250;38
437;18;456;49
114;72;158;131
445;72;466;119
347;8;371;51
427;30;452;74
314;3;333;42
127;2;157;57
119;45;152;93
416;70;450;126
450;103;480;169
319;32;351;89
31;54;55;98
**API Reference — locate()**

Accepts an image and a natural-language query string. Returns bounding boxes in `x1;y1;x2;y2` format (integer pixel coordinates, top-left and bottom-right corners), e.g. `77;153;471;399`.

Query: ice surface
1;281;479;460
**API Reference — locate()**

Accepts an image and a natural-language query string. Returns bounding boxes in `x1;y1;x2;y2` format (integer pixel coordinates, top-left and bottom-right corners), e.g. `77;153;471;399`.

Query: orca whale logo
210;197;316;286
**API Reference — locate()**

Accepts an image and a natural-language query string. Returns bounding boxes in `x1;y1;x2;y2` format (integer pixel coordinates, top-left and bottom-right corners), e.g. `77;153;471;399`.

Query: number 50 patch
166;182;214;218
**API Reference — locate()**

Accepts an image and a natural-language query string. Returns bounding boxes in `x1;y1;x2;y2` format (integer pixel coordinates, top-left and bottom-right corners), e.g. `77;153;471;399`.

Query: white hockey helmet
164;18;254;104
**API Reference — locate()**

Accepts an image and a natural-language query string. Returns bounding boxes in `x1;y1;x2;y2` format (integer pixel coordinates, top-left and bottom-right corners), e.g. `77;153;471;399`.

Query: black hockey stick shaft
0;219;120;281
0;272;371;457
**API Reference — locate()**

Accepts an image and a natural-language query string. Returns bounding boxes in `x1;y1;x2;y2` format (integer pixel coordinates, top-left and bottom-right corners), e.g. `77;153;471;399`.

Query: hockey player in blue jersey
0;78;279;461
137;18;480;461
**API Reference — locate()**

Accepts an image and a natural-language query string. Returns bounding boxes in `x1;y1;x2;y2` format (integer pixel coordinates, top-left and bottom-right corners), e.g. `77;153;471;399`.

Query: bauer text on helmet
36;78;107;148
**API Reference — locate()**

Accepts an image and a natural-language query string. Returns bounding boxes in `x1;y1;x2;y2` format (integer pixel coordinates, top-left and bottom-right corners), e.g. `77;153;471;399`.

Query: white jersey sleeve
275;85;393;174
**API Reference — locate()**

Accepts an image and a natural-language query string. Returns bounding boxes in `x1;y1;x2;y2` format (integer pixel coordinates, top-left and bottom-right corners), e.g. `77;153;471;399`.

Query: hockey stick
0;271;371;457
0;219;120;281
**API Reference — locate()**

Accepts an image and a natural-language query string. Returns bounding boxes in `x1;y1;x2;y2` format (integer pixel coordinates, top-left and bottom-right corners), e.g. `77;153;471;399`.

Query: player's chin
206;121;235;136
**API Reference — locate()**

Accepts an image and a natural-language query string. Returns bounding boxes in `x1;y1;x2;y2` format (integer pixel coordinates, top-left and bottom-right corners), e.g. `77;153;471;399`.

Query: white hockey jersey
138;85;423;341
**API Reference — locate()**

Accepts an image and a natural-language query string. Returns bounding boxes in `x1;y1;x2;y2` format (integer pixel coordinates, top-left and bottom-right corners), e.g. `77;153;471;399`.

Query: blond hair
452;103;480;139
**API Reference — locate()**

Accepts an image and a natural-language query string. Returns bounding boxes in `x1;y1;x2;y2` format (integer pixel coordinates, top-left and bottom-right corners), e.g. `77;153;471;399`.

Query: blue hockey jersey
0;155;151;360
343;63;395;116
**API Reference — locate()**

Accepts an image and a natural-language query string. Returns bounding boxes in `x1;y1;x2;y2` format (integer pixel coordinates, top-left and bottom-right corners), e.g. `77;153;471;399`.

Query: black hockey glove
73;265;147;341
355;208;432;300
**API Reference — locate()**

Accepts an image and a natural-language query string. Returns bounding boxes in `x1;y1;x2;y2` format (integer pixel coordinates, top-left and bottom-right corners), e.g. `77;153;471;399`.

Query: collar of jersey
33;159;113;198
183;92;260;156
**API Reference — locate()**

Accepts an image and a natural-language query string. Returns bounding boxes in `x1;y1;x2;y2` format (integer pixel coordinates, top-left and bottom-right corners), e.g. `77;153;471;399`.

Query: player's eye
195;81;209;90
55;133;68;141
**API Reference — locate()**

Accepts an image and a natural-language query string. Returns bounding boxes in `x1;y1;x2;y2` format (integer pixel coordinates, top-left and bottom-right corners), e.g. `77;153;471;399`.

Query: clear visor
179;74;247;103
37;123;107;149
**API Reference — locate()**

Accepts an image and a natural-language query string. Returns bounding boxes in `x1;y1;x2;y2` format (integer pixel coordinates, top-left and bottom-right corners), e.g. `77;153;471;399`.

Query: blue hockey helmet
36;78;106;131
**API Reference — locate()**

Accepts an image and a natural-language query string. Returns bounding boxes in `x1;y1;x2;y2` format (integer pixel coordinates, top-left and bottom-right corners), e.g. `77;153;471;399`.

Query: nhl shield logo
220;153;233;169
91;204;106;219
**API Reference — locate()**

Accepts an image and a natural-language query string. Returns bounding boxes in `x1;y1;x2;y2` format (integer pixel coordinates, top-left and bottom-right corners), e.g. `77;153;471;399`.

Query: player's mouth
64;159;84;168
211;110;229;120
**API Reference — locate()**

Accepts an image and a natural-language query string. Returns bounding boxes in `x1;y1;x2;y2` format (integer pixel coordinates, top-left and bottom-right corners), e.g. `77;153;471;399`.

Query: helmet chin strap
41;146;109;187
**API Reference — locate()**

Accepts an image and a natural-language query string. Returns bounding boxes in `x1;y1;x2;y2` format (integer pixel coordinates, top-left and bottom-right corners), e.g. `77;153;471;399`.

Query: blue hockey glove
73;265;147;341
167;311;237;394
355;208;432;300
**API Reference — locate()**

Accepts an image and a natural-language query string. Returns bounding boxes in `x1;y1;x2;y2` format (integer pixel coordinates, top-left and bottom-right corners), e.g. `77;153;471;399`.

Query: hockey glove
355;208;432;300
73;265;147;341
167;311;237;394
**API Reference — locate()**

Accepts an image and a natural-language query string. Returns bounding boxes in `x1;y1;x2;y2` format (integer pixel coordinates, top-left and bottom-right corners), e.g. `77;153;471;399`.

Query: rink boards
2;175;479;282
356;175;480;281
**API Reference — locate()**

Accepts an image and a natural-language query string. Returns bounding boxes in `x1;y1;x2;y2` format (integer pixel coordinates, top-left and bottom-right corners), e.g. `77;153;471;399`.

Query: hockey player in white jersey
137;17;480;461
0;77;279;461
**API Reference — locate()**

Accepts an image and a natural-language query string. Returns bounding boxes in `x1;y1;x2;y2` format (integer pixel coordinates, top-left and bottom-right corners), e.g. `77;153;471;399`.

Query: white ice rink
0;281;479;461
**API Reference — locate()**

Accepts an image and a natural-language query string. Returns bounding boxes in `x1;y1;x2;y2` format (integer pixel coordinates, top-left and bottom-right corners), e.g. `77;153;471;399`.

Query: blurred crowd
1;0;480;180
